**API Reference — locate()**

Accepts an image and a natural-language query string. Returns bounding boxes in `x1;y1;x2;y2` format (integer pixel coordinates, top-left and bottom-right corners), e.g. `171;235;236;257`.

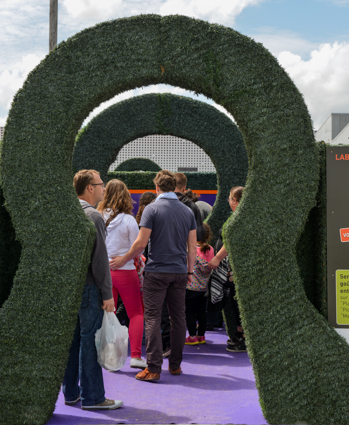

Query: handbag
134;254;146;292
95;310;129;371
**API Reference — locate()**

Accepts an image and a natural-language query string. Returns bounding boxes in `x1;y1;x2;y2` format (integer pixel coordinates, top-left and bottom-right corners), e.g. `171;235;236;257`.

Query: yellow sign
336;270;349;325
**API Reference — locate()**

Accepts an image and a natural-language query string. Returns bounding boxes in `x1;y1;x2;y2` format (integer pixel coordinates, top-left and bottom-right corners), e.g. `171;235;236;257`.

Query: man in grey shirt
110;170;197;381
63;169;122;410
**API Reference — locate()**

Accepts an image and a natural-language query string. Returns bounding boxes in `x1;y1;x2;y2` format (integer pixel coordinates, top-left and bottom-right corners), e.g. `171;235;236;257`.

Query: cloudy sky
0;0;348;130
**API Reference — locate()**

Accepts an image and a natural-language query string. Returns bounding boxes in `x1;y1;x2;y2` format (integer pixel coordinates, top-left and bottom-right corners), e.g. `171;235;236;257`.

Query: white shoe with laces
130;358;147;369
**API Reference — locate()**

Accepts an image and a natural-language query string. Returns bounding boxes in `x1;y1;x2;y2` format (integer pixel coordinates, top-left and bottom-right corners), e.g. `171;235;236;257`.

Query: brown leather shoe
135;367;160;381
168;366;181;375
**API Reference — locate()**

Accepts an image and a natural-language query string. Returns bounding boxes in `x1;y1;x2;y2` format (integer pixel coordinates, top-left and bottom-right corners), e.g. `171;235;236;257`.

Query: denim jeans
63;283;105;407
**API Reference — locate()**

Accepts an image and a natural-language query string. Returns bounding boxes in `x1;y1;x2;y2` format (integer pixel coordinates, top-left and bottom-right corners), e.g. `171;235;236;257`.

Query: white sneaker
82;399;123;410
130;358;147;369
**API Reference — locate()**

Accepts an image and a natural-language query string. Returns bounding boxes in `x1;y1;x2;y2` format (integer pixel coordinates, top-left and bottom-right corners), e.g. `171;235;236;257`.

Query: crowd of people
62;168;244;410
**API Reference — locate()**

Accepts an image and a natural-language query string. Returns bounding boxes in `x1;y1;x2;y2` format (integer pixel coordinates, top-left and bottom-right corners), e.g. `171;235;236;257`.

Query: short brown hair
174;172;187;190
73;169;100;196
153;170;176;192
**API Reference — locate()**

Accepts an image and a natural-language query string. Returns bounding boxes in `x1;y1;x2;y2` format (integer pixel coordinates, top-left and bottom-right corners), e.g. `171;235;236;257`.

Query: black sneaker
227;331;244;346
226;338;247;352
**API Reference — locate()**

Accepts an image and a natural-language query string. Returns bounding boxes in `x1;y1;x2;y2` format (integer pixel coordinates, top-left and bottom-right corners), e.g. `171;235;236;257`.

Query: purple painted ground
47;328;268;425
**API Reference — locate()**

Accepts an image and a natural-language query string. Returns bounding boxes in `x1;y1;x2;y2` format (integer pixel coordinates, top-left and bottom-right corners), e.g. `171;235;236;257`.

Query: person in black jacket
174;173;205;242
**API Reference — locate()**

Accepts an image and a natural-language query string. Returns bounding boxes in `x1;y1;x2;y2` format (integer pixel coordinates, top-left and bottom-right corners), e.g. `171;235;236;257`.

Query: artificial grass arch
0;13;347;425
115;157;162;172
73;93;248;247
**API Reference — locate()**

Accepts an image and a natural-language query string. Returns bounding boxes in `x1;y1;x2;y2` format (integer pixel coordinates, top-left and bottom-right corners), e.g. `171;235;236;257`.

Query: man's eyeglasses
227;196;233;202
91;183;105;188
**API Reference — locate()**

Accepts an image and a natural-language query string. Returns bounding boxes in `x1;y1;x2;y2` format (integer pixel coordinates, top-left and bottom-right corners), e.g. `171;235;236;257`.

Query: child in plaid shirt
185;223;214;345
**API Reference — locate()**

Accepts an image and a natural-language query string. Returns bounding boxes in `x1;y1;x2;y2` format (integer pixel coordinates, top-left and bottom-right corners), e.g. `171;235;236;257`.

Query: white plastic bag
95;310;129;371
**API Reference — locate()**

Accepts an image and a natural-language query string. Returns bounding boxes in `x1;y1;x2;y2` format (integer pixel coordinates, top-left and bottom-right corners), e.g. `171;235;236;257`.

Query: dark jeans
143;272;187;374
63;283;105;407
161;301;171;350
185;291;207;336
229;284;241;327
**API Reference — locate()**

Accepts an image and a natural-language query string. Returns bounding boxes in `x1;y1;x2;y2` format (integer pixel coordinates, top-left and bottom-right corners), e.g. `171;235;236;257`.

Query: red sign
340;228;349;242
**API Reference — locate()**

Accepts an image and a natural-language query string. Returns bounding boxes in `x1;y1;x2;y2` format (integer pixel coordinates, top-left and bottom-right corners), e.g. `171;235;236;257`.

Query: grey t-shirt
140;197;197;273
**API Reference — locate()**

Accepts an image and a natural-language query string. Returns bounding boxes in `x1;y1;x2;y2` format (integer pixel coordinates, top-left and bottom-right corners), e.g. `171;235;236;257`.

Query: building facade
315;113;349;145
109;134;215;172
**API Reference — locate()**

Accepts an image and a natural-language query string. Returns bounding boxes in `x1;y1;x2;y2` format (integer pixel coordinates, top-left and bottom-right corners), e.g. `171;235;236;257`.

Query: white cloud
61;0;264;25
250;28;318;58
62;0;122;20
159;0;263;24
0;54;43;116
278;42;349;129
0;116;8;127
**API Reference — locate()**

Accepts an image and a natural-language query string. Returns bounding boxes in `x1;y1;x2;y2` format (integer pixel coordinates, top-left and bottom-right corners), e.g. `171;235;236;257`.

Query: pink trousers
110;269;144;359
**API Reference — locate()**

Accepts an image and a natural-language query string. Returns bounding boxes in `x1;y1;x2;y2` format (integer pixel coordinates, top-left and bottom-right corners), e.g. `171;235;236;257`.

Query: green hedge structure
0;14;346;425
73;93;248;246
114;157;161;172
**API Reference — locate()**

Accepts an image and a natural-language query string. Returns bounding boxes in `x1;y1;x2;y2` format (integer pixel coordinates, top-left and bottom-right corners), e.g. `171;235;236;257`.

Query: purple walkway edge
47;328;268;425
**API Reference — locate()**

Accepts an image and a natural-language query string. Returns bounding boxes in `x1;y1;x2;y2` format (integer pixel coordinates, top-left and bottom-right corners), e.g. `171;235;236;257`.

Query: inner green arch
73;93;248;243
2;14;349;425
115;158;162;172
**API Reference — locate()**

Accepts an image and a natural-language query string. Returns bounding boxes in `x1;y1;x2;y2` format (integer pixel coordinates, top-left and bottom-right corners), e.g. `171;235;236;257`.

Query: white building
315;113;349;145
109;134;215;172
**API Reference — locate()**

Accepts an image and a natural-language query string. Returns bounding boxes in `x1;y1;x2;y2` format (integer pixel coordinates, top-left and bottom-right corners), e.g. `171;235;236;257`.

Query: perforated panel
109;134;215;172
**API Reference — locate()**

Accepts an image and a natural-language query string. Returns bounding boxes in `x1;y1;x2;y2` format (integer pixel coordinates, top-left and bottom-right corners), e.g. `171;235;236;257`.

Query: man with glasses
63;169;123;410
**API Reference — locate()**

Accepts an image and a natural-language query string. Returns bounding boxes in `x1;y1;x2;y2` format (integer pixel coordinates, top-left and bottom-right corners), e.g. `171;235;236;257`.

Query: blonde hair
97;179;133;226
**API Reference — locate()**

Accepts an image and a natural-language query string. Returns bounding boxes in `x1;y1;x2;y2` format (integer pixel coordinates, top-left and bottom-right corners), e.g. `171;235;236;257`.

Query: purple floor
47;328;268;425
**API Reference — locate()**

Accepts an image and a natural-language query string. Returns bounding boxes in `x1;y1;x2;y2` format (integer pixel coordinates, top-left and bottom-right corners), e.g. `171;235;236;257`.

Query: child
185;223;214;345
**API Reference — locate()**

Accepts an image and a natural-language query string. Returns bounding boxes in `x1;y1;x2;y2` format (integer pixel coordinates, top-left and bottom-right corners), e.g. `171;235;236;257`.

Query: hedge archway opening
73;92;248;245
1;14;347;425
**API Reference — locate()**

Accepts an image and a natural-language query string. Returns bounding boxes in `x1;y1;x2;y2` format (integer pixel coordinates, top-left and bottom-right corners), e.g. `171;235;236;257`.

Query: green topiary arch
115;158;162;172
1;14;347;425
73;93;248;245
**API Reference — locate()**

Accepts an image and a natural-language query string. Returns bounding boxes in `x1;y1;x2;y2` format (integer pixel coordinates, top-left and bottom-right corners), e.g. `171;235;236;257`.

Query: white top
102;210;139;270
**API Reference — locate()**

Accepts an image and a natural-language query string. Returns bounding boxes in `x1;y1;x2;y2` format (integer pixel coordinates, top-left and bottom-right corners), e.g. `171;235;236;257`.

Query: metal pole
49;0;58;52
